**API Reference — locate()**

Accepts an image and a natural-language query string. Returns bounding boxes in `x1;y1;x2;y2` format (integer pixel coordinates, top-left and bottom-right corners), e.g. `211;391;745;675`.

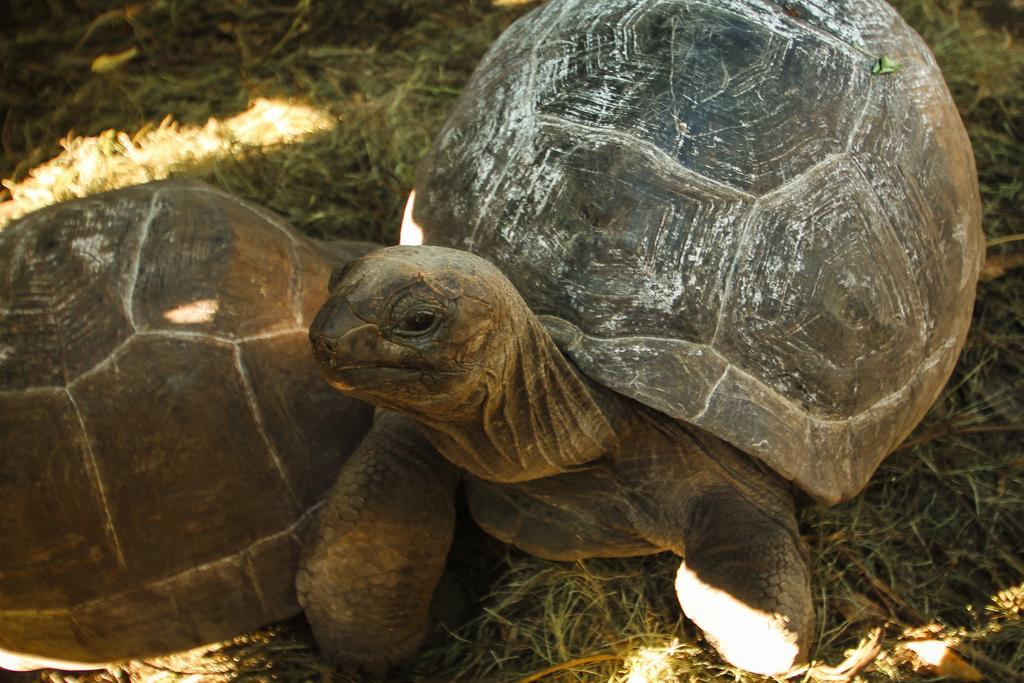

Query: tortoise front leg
627;427;814;676
674;485;813;675
296;411;459;668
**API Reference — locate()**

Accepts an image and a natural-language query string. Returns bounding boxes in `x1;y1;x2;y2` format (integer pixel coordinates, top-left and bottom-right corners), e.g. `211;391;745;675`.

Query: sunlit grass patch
1;0;536;240
1;98;336;226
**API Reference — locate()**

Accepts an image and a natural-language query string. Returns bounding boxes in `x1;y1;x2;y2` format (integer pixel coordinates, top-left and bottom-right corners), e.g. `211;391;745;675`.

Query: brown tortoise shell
0;179;374;665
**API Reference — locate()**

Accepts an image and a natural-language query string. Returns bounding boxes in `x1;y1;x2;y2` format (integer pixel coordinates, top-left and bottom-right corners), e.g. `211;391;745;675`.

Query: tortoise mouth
316;354;422;391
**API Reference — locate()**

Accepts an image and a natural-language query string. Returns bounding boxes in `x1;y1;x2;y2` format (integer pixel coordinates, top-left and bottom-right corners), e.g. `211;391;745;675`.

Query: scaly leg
674;482;812;675
621;424;813;676
296;412;459;667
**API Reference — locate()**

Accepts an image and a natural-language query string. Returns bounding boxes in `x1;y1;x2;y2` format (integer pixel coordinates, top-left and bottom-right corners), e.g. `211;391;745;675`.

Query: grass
1;0;1022;681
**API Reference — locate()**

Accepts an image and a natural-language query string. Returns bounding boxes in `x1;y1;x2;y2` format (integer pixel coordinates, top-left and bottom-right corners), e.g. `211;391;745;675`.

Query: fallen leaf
91;47;139;74
904;640;984;681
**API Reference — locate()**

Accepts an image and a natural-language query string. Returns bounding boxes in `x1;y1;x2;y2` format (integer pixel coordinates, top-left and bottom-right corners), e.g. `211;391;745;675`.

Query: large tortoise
303;0;982;675
0;180;374;669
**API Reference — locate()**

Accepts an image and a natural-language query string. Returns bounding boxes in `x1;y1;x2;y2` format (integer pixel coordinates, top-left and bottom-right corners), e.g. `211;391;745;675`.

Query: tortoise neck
417;306;625;483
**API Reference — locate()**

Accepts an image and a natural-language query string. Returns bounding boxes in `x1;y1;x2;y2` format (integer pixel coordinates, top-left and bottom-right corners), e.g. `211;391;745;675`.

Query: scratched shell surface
0;180;374;663
412;0;983;503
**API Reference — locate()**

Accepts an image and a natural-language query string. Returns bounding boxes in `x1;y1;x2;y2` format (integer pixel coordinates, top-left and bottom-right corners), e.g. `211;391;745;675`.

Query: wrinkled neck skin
414;301;629;484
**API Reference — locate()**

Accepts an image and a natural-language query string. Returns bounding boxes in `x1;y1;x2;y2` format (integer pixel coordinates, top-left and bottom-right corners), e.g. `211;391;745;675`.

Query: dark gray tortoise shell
411;0;983;504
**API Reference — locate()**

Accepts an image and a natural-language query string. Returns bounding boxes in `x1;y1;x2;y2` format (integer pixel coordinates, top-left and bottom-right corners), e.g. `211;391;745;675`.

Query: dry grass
1;0;1022;681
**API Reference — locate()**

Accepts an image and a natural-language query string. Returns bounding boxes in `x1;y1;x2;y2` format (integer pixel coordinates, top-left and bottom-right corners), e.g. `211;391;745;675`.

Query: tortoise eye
393;309;441;338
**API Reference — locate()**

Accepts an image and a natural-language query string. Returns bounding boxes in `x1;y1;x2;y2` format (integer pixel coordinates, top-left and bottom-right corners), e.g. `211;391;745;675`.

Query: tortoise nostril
319;336;336;354
310;333;336;358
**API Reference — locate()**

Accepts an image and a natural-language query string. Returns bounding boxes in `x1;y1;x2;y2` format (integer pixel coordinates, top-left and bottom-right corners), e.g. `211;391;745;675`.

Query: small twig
270;0;312;55
797;627;884;682
1;105;13;159
74;4;146;50
986;233;1024;247
515;653;622;683
136;658;235;676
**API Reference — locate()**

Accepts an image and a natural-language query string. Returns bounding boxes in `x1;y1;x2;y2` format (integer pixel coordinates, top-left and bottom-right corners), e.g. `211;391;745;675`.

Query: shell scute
0;389;124;608
132;190;298;340
715;155;926;419
69;334;299;579
528;0;870;194
71;581;193;662
692;365;811;481
556;333;727;420
850;46;983;292
0;195;150;390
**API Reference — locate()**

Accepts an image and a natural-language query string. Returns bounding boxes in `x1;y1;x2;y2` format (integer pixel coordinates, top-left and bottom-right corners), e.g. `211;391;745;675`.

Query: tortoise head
310;245;516;417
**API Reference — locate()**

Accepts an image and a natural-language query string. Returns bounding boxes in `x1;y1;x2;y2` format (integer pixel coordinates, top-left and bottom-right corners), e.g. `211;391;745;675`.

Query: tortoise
303;0;983;675
0;179;376;670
